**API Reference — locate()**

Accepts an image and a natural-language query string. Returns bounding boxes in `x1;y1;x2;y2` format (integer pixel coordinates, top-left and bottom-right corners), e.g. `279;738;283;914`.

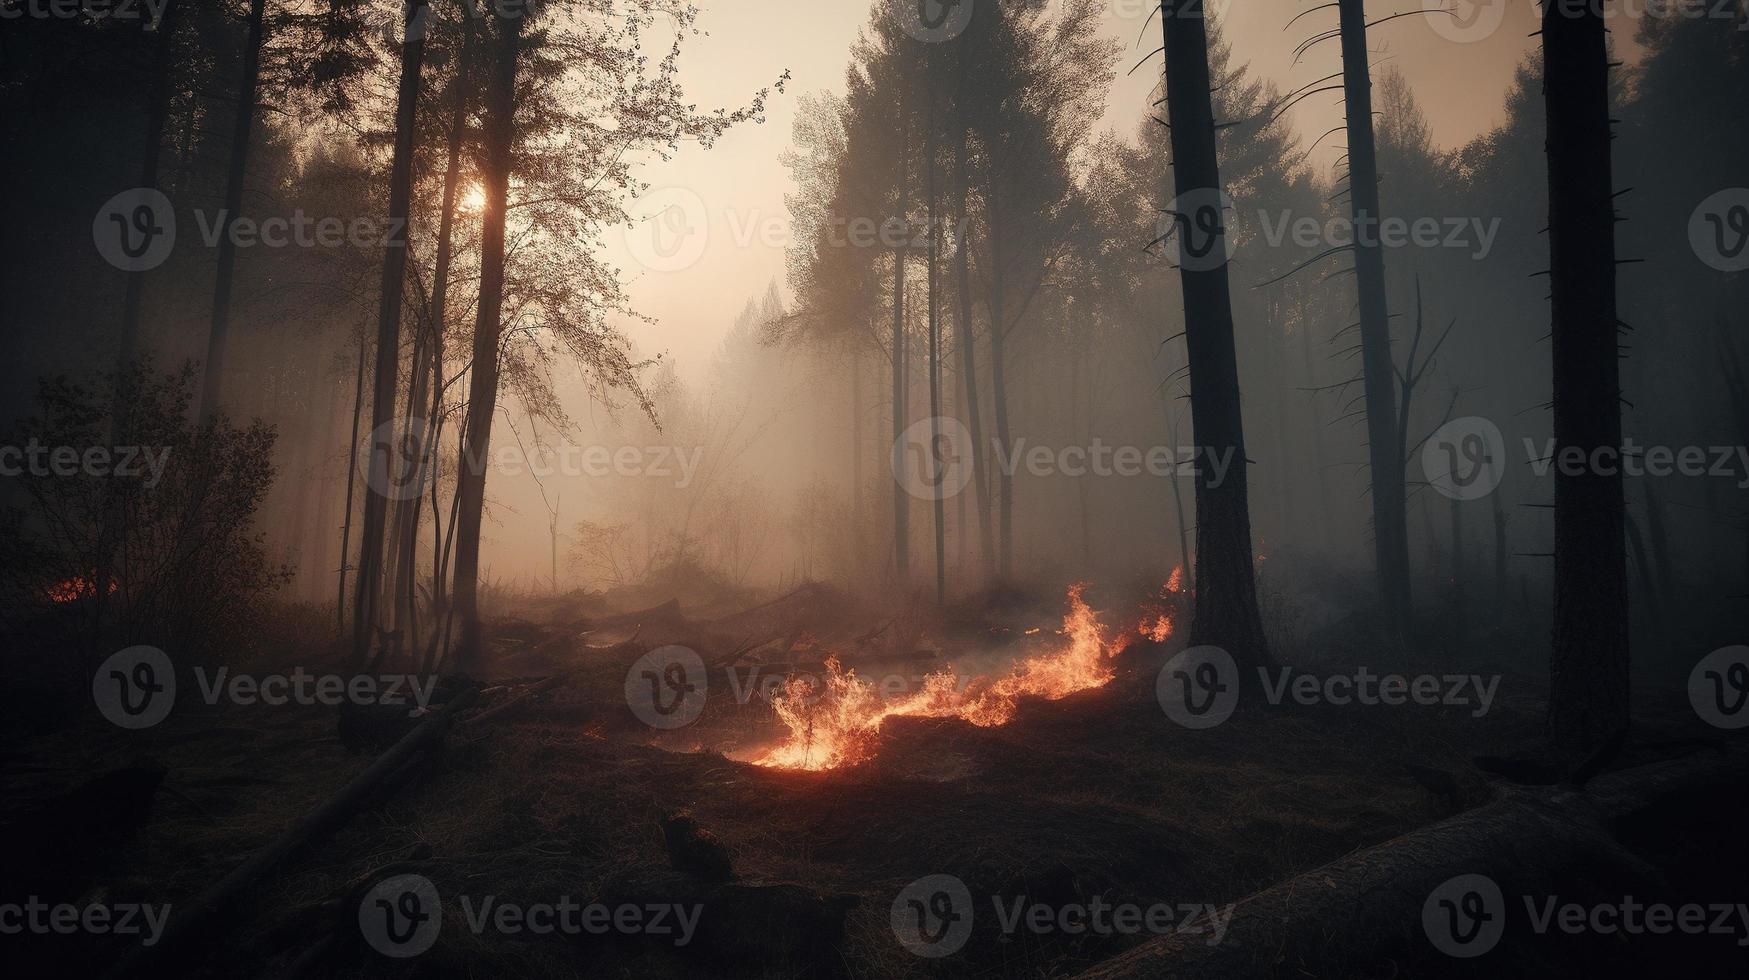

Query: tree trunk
925;82;945;604
1337;0;1412;644
1543;0;1629;756
953;56;994;583
1159;0;1270;671
115;0;181;379
349;0;429;670
986;182;1015;580
1492;485;1509;613
196;0;265;424
890;107;910;583
450;8;523;674
338;333;366;644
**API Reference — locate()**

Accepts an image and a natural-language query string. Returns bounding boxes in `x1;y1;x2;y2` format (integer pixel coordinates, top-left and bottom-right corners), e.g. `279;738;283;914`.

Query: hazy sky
600;0;1549;387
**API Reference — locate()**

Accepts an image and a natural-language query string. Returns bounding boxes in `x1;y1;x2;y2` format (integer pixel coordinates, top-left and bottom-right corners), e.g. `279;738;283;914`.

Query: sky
598;0;1550;388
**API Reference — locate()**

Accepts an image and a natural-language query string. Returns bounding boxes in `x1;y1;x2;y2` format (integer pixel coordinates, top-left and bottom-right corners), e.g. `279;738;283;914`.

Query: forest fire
1136;566;1184;643
45;576;116;603
754;584;1121;771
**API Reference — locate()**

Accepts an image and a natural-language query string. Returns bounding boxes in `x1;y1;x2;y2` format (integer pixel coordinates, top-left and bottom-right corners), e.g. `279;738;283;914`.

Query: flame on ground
1135;566;1183;643
754;584;1120;771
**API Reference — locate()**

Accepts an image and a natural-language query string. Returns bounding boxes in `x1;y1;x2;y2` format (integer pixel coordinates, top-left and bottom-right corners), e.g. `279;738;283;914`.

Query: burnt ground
1;581;1743;979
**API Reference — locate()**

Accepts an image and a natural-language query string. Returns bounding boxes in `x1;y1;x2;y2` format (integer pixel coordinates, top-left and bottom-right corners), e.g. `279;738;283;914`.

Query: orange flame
46;576;116;603
754;584;1118;771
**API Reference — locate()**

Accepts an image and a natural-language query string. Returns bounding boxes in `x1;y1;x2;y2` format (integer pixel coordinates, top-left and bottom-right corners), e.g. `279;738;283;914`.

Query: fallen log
1074;750;1749;979
105;685;480;979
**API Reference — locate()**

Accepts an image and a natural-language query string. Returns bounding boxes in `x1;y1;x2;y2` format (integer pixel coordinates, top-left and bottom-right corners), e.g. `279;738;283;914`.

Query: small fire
754;584;1119;771
46;576;116;603
1134;567;1184;643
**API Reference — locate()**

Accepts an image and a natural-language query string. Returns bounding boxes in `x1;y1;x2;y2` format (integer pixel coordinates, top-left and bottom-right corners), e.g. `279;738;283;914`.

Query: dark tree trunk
196;0;265;423
891;107;910;582
1542;0;1629;755
115;0;181;377
986;183;1015;579
1492;485;1509;612
338;333;366;643
1159;0;1270;671
450;8;523;674
350;0;429;670
953;53;994;582
926;82;945;604
1336;0;1412;644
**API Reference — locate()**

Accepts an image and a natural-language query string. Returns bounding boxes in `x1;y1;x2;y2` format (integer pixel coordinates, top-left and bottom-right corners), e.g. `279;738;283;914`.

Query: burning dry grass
755;584;1129;770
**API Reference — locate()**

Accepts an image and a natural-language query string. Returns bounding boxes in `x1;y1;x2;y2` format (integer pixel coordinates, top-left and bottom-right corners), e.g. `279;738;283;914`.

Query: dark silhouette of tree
1541;1;1629;755
1157;0;1270;671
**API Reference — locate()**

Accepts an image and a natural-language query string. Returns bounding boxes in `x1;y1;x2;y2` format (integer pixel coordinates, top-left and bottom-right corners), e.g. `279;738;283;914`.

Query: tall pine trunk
1160;0;1270;671
115;0;181;380
1336;0;1412;644
349;0;428;670
196;0;265;423
450;8;523;673
891;107;910;582
1543;0;1629;754
987;180;1015;579
953;77;994;582
926;82;945;603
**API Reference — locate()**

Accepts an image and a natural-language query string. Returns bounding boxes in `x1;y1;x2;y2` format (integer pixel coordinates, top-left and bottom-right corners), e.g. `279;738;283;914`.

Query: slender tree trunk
987;182;1015;579
1543;0;1629;755
196;0;265;423
115;0;181;377
1336;0;1411;644
850;344;864;576
926;83;945;604
1160;0;1270;670
349;0;429;670
952;52;994;583
450;9;523;673
891;108;910;583
1492;484;1509;613
1449;493;1465;644
338;332;366;644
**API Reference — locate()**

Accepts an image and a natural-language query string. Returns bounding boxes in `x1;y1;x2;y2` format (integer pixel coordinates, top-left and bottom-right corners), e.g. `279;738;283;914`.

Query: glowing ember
1166;565;1185;593
754;584;1119;771
46;576;116;603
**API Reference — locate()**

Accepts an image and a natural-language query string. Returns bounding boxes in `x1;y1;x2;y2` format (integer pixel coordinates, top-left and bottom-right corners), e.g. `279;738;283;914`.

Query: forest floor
1;580;1741;978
